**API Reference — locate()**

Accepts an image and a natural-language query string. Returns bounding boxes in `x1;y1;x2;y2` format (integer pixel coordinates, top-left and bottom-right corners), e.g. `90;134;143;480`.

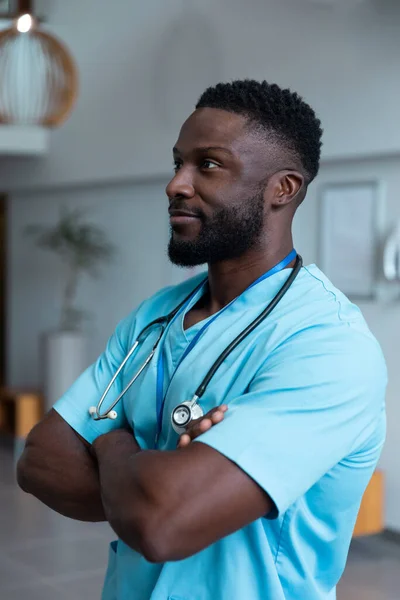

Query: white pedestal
42;331;86;411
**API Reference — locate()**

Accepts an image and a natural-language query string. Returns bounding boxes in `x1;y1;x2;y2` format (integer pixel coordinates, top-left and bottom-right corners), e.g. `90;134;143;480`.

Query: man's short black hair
196;80;323;183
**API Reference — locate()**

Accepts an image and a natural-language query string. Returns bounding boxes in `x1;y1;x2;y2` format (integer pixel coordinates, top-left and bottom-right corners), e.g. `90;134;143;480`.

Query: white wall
7;178;181;386
1;0;400;190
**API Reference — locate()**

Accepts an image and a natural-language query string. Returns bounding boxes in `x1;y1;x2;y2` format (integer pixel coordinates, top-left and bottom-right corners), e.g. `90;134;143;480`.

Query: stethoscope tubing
195;255;303;399
90;256;302;422
90;279;206;420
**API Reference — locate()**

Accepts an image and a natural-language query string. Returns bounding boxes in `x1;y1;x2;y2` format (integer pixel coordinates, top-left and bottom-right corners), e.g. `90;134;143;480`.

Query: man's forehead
175;108;250;151
173;107;285;173
174;108;299;174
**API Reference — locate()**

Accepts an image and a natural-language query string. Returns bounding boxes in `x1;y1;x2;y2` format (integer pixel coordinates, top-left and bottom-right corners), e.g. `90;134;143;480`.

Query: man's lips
169;209;202;225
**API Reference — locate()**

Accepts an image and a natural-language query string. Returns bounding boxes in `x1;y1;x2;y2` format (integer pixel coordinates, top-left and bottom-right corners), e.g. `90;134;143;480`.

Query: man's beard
168;190;265;267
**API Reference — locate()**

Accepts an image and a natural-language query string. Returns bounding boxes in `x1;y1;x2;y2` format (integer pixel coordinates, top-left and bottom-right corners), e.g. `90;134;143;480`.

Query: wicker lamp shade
0;21;78;126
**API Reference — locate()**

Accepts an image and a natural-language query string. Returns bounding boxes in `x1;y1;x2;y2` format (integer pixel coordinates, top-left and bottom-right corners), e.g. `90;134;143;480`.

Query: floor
1;444;400;600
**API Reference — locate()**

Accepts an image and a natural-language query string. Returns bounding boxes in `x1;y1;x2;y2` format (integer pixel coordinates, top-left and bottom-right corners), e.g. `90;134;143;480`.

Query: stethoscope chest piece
171;398;204;435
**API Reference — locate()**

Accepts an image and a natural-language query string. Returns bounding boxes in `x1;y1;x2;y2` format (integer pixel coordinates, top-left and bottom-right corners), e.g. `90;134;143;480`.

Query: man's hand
177;405;228;449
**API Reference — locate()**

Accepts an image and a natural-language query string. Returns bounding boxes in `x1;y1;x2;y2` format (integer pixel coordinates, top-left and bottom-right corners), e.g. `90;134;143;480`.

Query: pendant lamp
0;0;78;126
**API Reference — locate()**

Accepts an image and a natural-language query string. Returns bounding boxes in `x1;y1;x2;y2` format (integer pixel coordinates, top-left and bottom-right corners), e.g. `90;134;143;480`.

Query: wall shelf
0;125;49;156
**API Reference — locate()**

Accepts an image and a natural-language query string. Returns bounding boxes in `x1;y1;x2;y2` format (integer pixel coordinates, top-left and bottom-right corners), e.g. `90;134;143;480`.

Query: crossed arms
17;407;272;563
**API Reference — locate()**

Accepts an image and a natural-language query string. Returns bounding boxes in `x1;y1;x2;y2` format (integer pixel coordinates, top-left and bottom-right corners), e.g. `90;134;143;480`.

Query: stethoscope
89;251;303;438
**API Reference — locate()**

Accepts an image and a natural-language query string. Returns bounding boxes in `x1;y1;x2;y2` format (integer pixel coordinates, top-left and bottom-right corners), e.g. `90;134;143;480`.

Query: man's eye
202;160;218;170
173;161;182;172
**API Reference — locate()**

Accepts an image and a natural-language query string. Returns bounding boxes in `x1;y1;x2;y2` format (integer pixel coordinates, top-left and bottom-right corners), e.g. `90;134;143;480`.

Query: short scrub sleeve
53;315;134;444
195;322;387;517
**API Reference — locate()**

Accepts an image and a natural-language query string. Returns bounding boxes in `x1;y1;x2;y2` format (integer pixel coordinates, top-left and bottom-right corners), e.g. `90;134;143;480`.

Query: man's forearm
17;412;107;522
18;442;106;522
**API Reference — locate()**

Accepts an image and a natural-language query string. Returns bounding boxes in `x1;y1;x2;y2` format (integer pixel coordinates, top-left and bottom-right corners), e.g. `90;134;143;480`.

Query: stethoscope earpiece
89;406;118;420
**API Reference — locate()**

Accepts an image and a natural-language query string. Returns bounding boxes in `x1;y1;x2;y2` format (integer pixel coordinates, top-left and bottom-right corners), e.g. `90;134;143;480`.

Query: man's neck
206;241;295;314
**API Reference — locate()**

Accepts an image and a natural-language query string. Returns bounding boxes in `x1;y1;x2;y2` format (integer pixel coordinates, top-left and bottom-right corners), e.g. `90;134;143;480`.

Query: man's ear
270;171;305;207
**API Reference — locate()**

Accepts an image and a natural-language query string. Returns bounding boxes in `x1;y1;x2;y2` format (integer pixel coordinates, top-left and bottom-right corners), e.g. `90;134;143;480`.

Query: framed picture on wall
318;181;384;299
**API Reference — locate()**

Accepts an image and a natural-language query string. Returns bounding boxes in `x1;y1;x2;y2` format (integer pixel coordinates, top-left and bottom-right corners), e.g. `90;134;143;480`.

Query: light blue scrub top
54;264;387;600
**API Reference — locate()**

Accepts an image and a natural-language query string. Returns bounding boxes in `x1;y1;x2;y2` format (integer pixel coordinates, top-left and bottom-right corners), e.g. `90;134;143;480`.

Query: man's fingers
210;410;225;424
177;405;228;448
177;420;213;448
192;418;213;437
201;405;228;423
177;434;191;448
190;405;228;437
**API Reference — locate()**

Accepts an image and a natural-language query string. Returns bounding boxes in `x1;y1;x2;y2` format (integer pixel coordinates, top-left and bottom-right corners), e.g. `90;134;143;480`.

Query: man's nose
166;169;195;200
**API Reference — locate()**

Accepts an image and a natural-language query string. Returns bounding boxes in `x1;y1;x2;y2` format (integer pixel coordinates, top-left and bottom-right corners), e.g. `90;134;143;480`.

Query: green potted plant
25;207;115;408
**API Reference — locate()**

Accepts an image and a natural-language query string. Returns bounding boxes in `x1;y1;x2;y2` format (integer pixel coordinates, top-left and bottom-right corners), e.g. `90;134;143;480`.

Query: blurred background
0;0;399;598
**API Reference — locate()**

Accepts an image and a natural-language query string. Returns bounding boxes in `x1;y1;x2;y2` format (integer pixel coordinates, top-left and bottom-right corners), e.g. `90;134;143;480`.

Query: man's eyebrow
173;146;234;156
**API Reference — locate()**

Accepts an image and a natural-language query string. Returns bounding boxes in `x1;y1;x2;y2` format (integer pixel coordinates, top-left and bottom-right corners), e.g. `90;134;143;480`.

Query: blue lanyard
155;249;297;439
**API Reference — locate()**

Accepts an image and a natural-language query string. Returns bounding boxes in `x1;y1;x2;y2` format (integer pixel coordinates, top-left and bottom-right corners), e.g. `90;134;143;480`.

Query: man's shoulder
279;264;386;375
291;264;372;332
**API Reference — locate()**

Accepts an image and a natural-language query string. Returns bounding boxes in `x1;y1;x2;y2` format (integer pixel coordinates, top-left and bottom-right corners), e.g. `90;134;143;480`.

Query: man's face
166;108;272;267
